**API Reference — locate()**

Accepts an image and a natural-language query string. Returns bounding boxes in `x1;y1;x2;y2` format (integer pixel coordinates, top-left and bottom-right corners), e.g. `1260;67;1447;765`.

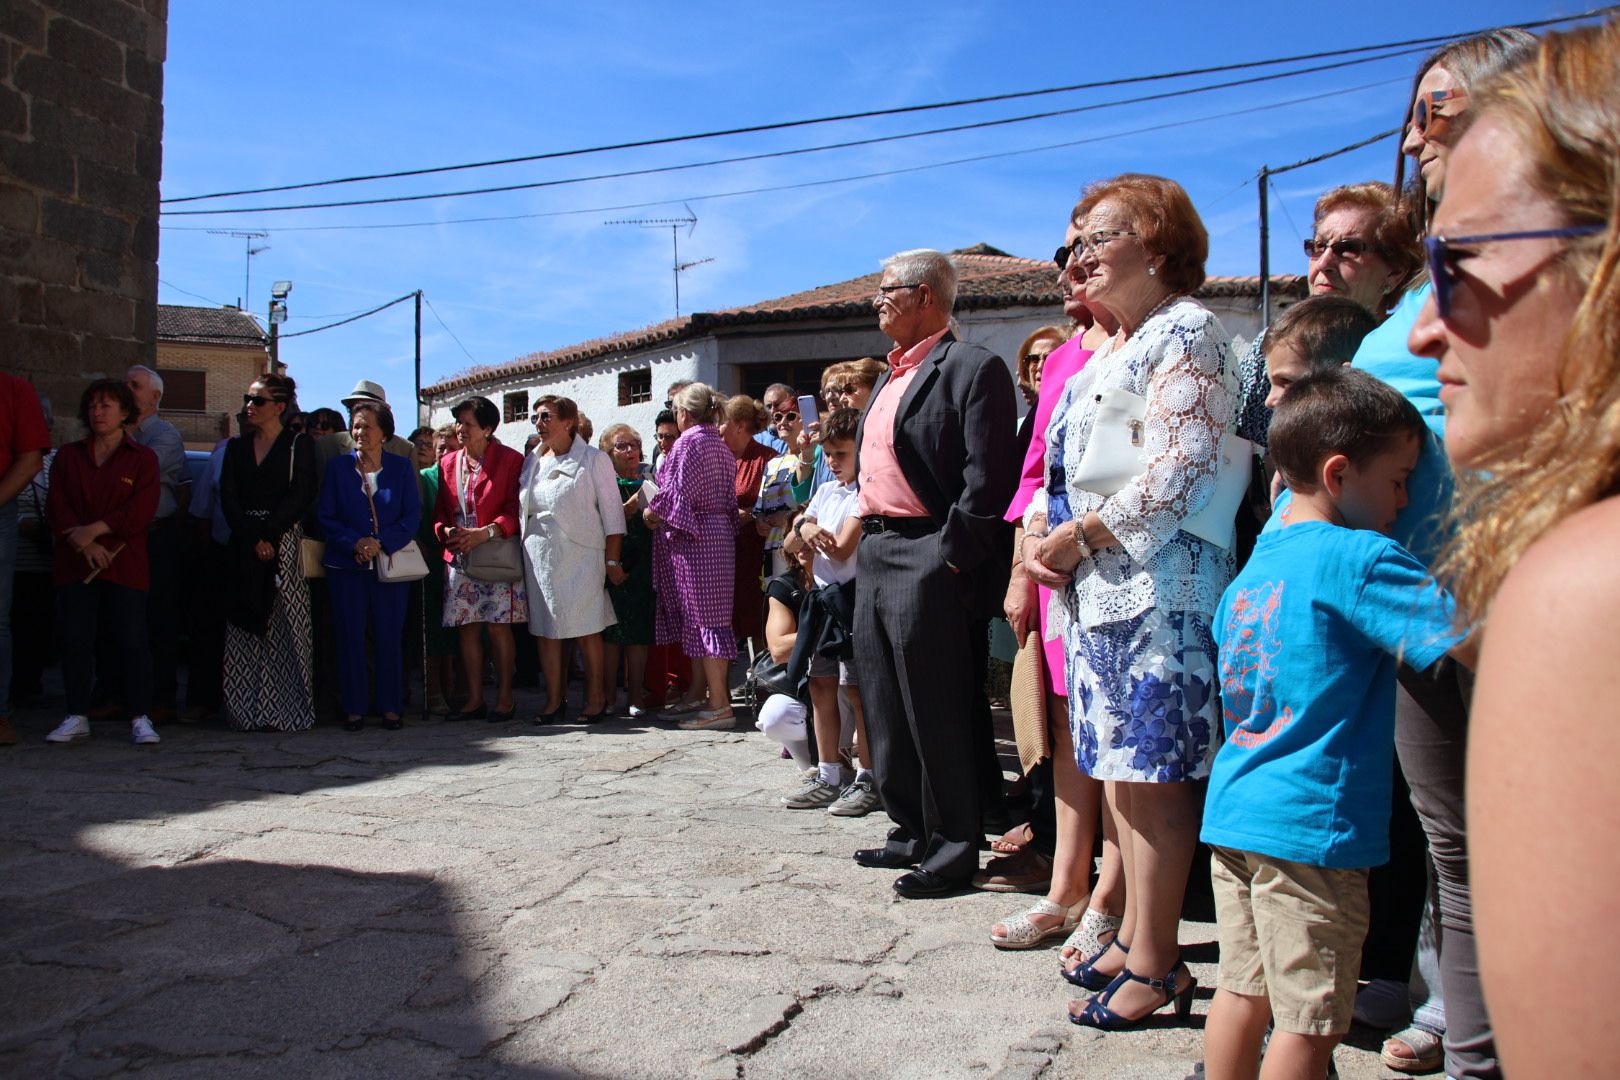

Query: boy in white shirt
781;407;878;816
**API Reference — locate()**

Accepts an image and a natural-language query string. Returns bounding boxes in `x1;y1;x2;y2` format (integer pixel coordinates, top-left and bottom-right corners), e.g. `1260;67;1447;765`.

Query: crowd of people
1;18;1617;1078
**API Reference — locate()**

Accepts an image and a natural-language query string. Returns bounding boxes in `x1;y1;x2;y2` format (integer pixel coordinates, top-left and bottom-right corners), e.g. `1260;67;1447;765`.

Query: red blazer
433;441;522;563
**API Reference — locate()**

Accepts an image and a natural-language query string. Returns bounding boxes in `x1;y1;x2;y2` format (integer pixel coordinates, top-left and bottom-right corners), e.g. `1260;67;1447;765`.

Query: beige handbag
300;538;326;579
1010;629;1051;774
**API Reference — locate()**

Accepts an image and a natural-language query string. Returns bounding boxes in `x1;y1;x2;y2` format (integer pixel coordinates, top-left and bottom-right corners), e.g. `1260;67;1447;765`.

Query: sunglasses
534;412;553;423
243;394;281;407
1303;237;1370;261
654;431;677;442
824;384;852;397
1052;242;1079;271
611;441;640;452
1412;89;1466;136
1423;224;1603;318
772;410;799;425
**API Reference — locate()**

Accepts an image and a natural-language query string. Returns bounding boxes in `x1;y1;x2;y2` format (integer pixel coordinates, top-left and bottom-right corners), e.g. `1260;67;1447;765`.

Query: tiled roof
157;304;267;346
425;249;1307;395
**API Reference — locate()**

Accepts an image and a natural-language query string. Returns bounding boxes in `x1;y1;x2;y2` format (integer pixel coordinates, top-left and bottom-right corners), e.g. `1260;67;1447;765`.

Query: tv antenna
207;229;270;309
604;204;712;319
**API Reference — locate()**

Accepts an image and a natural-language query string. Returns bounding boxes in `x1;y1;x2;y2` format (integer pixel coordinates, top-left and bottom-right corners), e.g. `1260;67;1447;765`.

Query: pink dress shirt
857;327;949;518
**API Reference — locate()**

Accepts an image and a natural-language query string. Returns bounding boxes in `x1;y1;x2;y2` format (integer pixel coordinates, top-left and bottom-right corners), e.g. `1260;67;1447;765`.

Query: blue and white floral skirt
1067;607;1219;783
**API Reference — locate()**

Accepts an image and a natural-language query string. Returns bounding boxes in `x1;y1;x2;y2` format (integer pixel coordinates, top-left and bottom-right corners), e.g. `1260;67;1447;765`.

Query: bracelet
606;559;621;567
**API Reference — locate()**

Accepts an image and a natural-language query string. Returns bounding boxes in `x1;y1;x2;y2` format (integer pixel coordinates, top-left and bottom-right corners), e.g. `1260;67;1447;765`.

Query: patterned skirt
1066;607;1219;782
442;564;528;627
224;525;315;732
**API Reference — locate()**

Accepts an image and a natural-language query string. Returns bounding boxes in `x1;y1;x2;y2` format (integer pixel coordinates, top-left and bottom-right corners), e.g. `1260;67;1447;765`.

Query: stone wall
0;0;167;437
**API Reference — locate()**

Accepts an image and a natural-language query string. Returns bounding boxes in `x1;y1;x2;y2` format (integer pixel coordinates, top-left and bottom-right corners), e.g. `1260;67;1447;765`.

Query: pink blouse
1005;335;1093;522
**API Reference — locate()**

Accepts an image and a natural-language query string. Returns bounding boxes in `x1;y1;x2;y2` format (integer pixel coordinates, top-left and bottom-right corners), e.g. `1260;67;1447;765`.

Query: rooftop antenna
604;204;711;319
207;229;270;309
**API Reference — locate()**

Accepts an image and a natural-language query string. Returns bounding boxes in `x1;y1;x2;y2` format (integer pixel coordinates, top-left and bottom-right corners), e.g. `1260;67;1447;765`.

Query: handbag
747;647;800;701
300;538;327;579
1009;630;1051;774
465;535;523;582
358;458;430;584
1072;385;1252;550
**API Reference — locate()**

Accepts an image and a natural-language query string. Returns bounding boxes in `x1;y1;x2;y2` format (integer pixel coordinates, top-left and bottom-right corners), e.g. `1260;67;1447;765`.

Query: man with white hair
851;249;1017;898
109;365;185;721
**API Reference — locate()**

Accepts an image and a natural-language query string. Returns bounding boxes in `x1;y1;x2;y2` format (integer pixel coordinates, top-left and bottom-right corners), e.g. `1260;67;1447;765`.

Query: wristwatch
1072;520;1093;561
606;559;622;567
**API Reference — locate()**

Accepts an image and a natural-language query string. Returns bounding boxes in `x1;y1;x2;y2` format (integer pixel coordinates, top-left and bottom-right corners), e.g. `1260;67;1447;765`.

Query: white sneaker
131;716;161;745
46;715;91;743
627;704;651;719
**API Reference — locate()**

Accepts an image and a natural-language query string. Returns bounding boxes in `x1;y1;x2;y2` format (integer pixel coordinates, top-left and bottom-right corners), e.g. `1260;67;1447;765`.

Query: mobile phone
797;394;819;426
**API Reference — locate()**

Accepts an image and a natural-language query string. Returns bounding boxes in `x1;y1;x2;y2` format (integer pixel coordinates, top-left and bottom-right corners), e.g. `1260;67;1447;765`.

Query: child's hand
802;521;834;552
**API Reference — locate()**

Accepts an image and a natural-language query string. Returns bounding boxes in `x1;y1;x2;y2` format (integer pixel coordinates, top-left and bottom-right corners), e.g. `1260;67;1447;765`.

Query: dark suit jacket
855;331;1018;618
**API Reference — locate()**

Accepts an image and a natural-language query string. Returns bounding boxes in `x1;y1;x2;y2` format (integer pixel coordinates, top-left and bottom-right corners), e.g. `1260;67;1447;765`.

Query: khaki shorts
1209;845;1370;1036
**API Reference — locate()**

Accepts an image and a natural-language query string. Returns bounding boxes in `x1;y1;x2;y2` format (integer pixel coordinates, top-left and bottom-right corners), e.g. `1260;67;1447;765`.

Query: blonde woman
1405;20;1620;1078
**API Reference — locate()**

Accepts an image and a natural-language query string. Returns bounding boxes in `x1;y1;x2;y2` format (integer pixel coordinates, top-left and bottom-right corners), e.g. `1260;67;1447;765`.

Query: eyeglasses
1423;224;1603;318
1303;237;1371;261
1078;229;1139;255
611;441;640;452
243;394;280;407
654;432;677;443
875;282;921;298
1412;89;1467;136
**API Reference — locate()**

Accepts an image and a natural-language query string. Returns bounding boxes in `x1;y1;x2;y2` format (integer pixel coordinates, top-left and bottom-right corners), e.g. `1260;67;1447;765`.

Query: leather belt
860;515;934;537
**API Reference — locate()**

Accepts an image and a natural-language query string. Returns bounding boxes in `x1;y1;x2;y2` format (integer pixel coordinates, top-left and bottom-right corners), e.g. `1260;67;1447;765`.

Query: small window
157;369;206;412
618;370;652;406
503;391;529;424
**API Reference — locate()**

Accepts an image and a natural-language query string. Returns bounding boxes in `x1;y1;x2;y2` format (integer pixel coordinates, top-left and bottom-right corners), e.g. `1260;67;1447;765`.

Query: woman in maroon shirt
44;379;160;745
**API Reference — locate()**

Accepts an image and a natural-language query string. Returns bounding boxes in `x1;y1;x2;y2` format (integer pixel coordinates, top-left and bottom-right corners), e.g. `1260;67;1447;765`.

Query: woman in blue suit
316;401;421;731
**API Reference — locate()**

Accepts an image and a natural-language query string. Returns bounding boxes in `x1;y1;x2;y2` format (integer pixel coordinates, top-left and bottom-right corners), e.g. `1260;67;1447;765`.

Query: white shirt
805;480;861;587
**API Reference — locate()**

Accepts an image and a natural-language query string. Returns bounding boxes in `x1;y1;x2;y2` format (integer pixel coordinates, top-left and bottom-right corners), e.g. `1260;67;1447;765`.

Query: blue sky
155;2;1591;418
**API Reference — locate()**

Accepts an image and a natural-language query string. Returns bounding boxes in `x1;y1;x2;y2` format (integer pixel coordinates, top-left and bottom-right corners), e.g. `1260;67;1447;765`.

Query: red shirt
0;372;51;486
857;327;948;517
45;436;160;589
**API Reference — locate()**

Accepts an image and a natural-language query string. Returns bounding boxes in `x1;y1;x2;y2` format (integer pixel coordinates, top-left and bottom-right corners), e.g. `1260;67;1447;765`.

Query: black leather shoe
854;847;916;870
893;869;967;899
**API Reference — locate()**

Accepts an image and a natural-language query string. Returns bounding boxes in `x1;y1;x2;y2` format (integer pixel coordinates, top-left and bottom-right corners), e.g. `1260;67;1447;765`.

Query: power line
279;292;416;338
422;296;478;366
1269;126;1403;175
158;278;231;307
160;7;1616;206
161;48;1438;217
160;77;1407;235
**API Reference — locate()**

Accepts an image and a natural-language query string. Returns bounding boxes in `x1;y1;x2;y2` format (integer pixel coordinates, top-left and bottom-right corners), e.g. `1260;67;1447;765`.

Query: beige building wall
155;340;266;449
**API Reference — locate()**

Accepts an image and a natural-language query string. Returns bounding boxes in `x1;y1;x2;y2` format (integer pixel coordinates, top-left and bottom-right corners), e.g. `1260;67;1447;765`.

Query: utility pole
413;290;423;427
1258;167;1271;328
605;204;712;319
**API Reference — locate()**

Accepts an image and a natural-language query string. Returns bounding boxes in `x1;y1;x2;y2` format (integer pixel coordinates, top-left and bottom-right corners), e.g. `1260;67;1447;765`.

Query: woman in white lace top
1023;174;1237;1030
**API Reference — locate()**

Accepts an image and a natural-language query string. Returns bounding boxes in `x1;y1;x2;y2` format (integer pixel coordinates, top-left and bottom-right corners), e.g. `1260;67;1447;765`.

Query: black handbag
747;648;799;700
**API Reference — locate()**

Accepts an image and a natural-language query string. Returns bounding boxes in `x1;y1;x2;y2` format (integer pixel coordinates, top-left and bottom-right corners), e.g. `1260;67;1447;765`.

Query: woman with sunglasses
219;374;318;732
753;398;817;579
1405;21;1619;1077
1331;29;1536;1080
519;395;624;725
827;359;884;413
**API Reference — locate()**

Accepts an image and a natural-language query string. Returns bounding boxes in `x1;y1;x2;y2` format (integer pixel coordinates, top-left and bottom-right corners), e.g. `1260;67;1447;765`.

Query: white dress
520;434;625;638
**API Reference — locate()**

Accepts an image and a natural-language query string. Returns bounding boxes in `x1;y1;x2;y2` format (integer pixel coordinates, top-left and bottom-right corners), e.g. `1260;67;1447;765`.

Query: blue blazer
316;451;422;573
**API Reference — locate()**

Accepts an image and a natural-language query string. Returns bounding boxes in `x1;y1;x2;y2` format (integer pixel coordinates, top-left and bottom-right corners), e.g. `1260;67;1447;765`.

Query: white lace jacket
1033;297;1238;631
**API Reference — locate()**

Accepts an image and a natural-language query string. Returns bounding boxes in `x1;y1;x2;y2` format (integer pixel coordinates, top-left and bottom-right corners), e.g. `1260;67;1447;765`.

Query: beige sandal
990;898;1081;950
1381;1026;1443;1073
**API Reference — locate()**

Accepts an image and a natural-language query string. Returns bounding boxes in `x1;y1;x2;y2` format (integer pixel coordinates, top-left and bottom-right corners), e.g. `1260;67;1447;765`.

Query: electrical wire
160;6;1616;206
162;49;1435;217
158;278;231;307
423;296;478;366
1269;177;1307;243
1269;126;1403;174
161;77;1406;234
279;291;416;338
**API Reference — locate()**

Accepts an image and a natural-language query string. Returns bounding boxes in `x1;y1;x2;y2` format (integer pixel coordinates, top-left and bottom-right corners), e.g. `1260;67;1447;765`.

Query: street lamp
268;280;292;373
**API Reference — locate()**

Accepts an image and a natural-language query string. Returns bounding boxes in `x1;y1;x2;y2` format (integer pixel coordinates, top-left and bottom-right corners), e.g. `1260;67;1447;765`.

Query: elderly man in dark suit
852;249;1017;898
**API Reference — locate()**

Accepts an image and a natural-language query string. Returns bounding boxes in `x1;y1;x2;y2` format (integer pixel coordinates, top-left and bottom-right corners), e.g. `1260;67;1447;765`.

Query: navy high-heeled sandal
1062;937;1128;991
1070;963;1196;1031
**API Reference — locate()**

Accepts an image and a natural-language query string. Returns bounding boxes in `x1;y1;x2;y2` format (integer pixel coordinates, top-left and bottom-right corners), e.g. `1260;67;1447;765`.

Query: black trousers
853;525;980;880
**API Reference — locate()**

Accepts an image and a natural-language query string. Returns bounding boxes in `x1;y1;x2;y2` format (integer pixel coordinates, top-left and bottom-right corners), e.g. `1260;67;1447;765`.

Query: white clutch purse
1072;386;1252;550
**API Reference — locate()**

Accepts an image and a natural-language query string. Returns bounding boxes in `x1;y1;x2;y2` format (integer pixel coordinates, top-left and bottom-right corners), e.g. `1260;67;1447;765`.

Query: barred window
503;391;529;424
618;370;652;406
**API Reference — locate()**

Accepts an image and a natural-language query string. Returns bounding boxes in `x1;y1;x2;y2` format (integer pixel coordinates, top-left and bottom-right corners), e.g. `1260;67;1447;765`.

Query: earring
1147;266;1157;277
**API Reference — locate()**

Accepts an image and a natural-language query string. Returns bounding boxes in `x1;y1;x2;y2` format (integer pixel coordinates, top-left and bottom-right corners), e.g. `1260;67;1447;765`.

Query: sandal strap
1026;898;1069;919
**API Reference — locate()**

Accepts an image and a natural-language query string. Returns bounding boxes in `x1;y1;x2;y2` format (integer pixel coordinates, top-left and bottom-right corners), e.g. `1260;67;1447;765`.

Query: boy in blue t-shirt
1201;367;1473;1080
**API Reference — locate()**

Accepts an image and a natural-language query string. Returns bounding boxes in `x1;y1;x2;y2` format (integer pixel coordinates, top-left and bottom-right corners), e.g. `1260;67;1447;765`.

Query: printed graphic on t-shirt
1220;580;1293;747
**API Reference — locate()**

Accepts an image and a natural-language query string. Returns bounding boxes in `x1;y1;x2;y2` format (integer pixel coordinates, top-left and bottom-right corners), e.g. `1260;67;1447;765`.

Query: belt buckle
860;516;886;536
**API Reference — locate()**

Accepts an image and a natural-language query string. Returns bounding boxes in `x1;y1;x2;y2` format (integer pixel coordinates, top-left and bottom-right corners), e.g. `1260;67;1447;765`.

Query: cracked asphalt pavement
0;696;1398;1079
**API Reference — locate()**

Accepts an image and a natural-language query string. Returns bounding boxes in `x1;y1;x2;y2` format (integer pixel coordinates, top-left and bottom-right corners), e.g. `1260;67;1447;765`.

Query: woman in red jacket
434;396;526;721
44;379;160;745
